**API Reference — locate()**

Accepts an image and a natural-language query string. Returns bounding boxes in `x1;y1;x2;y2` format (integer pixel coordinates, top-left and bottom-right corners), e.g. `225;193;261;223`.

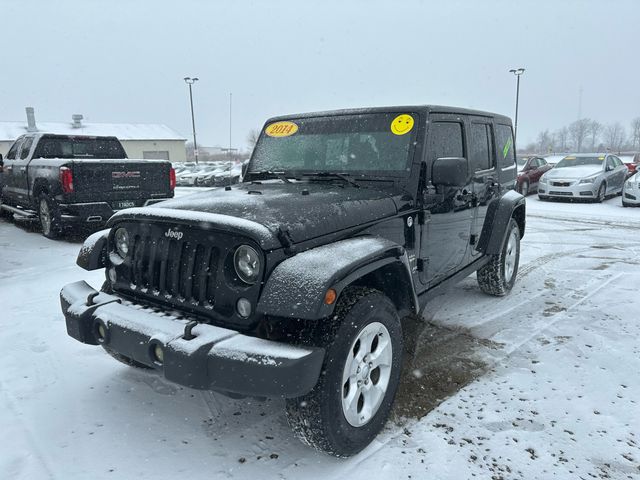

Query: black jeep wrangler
60;106;525;456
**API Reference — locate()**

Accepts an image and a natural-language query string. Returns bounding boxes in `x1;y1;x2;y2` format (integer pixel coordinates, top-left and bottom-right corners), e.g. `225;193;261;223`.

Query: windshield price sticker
265;121;299;137
390;114;414;135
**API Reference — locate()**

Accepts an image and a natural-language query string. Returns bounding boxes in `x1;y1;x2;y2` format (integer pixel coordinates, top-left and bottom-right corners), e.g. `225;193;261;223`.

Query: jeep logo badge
165;228;183;240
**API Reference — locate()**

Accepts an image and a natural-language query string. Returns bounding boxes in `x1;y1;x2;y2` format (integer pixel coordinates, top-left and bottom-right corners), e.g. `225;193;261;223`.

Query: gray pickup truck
0;133;175;238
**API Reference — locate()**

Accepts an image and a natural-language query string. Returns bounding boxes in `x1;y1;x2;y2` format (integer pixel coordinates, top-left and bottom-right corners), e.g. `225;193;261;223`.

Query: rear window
33;136;127;159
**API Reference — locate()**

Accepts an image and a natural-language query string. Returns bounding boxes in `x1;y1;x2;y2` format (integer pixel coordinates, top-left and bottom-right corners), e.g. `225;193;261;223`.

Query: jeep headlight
234;245;261;284
114;227;130;258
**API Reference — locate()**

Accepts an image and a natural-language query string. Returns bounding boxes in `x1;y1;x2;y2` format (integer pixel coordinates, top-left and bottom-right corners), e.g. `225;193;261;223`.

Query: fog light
152;344;164;364
236;298;252;318
108;267;117;283
97;323;107;342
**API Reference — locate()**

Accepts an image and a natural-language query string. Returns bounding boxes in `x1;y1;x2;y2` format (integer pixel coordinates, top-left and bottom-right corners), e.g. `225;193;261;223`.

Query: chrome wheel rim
341;321;392;427
39;199;51;235
521;181;528;196
504;229;518;282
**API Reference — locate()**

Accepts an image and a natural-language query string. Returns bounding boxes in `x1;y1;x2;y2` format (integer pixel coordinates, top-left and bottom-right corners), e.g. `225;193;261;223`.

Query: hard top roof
266;105;512;125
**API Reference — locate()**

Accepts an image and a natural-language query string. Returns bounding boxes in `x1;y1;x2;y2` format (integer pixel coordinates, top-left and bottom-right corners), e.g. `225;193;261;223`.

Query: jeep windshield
33;135;128;159
249;113;418;179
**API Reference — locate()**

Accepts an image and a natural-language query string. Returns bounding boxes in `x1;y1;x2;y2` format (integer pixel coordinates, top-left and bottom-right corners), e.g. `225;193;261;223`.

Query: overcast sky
2;0;638;150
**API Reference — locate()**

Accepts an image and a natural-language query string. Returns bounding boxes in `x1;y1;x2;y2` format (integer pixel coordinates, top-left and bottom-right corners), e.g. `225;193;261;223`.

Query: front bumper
623;182;640;205
60;281;324;398
538;180;598;199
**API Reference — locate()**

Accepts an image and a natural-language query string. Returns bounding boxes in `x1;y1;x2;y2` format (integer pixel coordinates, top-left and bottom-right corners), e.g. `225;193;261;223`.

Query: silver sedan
538;154;627;202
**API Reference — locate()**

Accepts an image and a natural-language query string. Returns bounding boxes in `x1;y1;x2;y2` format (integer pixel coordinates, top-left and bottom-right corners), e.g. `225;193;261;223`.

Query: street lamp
509;68;525;144
184;77;199;164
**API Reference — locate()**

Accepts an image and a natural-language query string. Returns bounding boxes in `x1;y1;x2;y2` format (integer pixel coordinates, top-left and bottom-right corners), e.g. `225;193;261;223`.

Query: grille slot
129;235;219;305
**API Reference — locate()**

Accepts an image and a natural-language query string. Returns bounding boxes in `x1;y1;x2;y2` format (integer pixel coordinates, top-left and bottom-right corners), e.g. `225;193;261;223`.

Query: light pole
184;77;199;164
509;68;525;144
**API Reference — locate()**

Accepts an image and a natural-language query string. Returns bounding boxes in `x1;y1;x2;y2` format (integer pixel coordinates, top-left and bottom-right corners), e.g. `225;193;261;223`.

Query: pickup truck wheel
285;287;403;457
38;194;62;239
477;218;520;296
102;345;151;369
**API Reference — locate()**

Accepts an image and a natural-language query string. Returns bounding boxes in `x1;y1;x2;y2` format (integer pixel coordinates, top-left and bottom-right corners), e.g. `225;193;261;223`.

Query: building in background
0;108;187;161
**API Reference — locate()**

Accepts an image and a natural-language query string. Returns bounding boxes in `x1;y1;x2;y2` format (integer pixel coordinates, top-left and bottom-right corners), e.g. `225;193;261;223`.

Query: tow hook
183;320;198;340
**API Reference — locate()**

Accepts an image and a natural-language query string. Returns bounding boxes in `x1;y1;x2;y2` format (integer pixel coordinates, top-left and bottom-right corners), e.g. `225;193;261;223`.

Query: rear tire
285;287;403;457
0;192;13;220
519;180;529;196
38;193;62;239
477;218;520;296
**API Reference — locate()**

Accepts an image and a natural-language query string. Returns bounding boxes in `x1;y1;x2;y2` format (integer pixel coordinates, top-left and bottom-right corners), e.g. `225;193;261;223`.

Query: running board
0;204;37;218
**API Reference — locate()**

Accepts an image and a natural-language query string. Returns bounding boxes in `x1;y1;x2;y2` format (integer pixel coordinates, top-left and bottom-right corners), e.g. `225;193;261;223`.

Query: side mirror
432;157;469;187
605;164;613;172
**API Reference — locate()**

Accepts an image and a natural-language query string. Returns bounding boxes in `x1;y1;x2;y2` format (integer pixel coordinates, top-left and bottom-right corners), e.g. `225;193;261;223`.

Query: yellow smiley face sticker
390;114;414;135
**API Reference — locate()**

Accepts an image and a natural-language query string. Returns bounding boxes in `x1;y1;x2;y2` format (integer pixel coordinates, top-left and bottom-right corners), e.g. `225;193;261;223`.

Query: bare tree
569;118;591;153
588;120;602;152
604;123;626;153
246;128;261;151
554;126;570;152
536;129;553;153
631;117;640;150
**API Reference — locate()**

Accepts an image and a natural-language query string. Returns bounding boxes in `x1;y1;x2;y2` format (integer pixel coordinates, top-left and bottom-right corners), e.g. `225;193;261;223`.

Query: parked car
621;153;640;177
516;155;552;195
0;133;175;237
176;165;207;186
538;153;627;202
60;105;525;456
622;171;640;207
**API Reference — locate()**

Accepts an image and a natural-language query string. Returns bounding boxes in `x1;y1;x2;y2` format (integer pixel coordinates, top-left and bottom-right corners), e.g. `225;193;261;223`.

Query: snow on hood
544;165;602;179
143;181;400;245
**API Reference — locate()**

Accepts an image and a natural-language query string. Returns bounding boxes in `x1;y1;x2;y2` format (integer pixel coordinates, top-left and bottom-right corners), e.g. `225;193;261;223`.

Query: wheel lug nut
368;362;373;367
357;367;361;373
365;379;369;385
357;380;362;387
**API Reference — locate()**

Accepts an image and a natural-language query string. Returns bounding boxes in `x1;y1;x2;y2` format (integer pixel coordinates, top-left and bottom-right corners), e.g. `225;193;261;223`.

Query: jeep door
468;119;505;258
418;116;475;286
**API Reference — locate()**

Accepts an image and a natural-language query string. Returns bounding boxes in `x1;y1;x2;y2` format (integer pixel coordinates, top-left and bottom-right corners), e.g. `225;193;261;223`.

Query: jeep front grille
129;234;219;306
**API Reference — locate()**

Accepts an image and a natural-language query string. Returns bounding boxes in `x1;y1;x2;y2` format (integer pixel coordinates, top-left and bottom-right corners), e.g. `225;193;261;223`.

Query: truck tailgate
69;160;172;204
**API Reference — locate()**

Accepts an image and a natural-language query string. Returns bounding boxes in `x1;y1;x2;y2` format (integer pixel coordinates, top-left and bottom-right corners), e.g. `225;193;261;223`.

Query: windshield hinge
277;227;297;255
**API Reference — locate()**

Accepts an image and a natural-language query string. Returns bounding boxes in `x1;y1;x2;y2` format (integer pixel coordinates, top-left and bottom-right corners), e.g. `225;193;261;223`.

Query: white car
538;154;627;202
622;172;640;207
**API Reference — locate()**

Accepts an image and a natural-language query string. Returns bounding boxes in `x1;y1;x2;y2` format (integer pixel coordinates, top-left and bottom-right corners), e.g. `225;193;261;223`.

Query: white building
0;109;187;162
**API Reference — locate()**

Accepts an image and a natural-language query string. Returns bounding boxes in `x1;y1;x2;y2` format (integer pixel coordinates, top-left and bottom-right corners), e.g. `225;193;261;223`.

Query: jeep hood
111;181;402;248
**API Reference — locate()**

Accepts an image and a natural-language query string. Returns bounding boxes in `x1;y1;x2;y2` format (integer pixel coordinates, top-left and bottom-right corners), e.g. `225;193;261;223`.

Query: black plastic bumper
60;281;324;398
59;199;173;223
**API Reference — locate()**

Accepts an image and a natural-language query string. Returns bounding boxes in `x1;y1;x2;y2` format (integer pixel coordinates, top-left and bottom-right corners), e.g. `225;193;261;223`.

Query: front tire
285;288;403;457
38;193;62;239
519;179;529;196
477;218;520;296
596;182;606;203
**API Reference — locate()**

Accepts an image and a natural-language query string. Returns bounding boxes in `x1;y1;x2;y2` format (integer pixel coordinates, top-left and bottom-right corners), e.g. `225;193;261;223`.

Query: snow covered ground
1;193;639;480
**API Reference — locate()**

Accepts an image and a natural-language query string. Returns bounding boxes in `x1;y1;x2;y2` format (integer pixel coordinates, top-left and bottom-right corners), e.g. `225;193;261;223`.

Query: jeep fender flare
256;236;418;320
477;189;526;255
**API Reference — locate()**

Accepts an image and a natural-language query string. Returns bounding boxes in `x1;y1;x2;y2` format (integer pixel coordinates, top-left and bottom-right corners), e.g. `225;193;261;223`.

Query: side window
20;136;34;160
539;157;548;166
469;123;494;171
427;122;464;162
606;157;614;170
495;124;515;169
6;138;23;160
612;156;622;167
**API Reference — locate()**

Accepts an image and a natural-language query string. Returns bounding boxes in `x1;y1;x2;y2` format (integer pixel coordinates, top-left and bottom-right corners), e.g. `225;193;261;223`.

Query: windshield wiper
251;170;292;183
304;172;361;188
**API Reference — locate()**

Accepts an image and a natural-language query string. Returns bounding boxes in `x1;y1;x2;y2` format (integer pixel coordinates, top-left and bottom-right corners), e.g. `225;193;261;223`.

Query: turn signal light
60;166;74;193
169;168;176;190
324;288;337;305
